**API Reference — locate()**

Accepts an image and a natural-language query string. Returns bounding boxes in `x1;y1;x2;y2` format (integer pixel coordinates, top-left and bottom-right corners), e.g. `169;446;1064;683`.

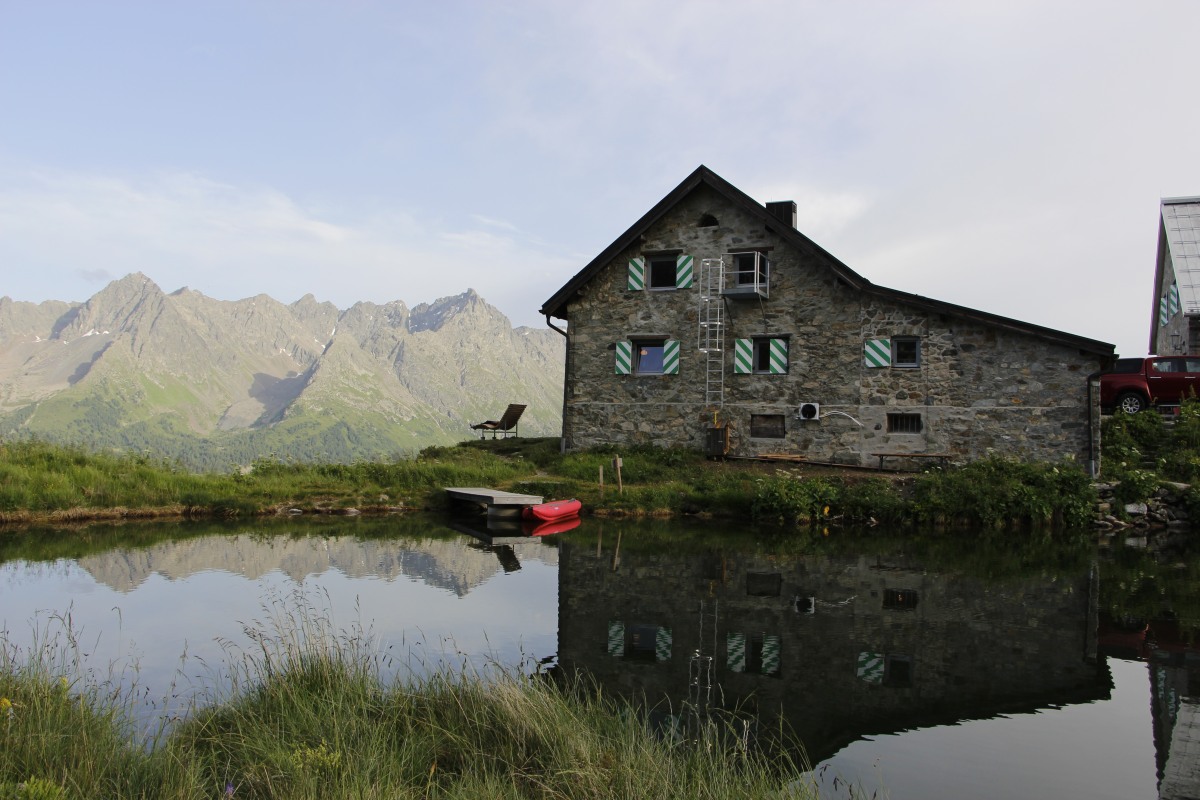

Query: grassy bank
0;615;809;800
0;437;1099;532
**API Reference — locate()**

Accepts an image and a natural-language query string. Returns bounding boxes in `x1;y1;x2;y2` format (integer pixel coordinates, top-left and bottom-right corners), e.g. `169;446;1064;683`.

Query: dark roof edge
865;283;1114;355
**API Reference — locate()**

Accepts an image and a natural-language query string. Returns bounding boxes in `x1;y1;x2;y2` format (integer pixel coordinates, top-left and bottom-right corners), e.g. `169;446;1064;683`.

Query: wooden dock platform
445;487;543;519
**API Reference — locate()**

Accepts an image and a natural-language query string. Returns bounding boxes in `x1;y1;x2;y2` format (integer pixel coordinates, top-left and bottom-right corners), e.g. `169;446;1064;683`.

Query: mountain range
0;274;564;468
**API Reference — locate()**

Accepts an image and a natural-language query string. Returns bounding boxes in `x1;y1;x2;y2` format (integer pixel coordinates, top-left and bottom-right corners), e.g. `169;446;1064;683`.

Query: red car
1099;356;1200;413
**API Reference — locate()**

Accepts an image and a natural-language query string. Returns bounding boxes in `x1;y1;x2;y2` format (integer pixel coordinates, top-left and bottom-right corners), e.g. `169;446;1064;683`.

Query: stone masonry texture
560;184;1106;467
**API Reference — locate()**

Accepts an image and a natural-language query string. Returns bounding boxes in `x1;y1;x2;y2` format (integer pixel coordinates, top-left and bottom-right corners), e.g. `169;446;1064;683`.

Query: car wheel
1115;391;1146;414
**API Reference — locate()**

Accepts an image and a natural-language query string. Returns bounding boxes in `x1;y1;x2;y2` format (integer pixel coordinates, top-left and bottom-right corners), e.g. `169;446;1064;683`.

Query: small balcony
720;252;769;300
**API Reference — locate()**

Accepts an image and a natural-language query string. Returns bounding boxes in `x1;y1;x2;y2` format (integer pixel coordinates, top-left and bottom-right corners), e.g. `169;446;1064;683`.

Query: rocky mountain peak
0;274;564;467
408;289;505;334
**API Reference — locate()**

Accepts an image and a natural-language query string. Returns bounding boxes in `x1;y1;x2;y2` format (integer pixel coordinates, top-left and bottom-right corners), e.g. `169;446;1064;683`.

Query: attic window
698;213;719;227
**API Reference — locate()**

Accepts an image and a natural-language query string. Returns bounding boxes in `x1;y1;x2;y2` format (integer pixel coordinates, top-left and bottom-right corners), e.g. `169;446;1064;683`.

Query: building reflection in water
556;522;1110;762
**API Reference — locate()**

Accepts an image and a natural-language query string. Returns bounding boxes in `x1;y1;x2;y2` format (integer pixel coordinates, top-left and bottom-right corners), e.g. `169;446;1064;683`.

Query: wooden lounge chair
470;404;527;439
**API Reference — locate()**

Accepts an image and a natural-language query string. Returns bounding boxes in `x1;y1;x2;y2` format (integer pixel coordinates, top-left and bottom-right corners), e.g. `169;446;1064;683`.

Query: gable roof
540;166;1113;357
1150;196;1200;353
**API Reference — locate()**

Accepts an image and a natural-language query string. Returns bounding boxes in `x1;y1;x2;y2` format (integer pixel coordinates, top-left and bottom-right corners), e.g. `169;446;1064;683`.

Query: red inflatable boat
522;516;582;537
522;498;582;523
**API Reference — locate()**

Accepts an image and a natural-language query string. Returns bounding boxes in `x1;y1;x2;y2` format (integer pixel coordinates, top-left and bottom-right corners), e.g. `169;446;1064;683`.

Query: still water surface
0;515;1191;799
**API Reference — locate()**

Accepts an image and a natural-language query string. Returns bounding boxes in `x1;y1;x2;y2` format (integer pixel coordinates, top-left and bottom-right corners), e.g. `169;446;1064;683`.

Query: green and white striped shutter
857;651;884;684
733;339;753;374
676;254;694;288
662;340;680;375
761;634;781;675
628;257;645;291
607;621;625;657
768;339;788;374
1170;282;1181;316
655;627;672;661
615;341;632;375
1161;297;1171;327
864;338;891;368
727;632;746;672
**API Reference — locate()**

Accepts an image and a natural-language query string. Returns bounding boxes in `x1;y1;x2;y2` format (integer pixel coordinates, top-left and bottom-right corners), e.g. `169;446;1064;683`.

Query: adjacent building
1151;196;1200;356
540;166;1115;468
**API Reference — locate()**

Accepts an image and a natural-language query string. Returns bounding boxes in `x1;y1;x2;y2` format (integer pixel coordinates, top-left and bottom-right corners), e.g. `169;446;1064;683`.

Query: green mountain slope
0;275;564;469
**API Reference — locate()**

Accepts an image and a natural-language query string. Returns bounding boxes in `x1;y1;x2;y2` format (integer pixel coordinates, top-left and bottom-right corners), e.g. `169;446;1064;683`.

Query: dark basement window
883;588;919;611
746;572;782;597
750;414;786;438
886;413;922;434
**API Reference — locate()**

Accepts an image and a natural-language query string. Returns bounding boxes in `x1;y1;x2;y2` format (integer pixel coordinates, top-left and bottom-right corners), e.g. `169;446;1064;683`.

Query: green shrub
0;778;67;800
751;472;839;525
911;457;1094;530
1111;468;1160;506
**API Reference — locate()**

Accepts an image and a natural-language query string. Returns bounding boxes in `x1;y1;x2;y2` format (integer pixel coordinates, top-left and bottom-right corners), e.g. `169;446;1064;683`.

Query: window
636;340;665;373
746;572;782;597
733;251;769;286
864;337;921;368
883;588;919;610
727;632;781;676
1152;358;1181;373
648;256;677;289
893;337;920;367
884;655;913;687
750;414;786;438
607;621;672;661
615;339;680;375
627;255;693;290
886;413;922;434
734;338;787;374
627;624;662;662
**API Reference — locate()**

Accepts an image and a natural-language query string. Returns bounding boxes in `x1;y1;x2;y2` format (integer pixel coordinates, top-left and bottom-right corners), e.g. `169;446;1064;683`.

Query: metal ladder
689;596;720;716
697;258;726;407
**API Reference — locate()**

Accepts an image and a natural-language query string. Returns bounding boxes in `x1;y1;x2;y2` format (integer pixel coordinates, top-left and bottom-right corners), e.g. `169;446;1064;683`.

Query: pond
1;514;1195;799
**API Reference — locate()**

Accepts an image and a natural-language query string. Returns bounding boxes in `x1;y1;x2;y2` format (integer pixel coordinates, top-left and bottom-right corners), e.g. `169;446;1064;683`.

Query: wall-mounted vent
798;402;820;420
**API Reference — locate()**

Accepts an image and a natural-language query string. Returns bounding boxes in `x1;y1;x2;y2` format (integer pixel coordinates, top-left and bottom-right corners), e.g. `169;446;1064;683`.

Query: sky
2;1;1198;357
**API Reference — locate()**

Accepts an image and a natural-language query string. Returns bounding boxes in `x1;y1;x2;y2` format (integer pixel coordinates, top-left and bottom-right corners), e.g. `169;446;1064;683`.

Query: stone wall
562;185;1105;467
556;535;1104;761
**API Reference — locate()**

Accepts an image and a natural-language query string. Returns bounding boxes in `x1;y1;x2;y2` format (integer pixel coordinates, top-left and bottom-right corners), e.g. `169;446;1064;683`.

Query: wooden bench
873;452;952;471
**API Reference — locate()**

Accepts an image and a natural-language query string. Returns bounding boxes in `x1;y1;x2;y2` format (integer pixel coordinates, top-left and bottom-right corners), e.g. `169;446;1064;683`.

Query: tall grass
1;437;1103;532
0;602;813;800
0;440;538;521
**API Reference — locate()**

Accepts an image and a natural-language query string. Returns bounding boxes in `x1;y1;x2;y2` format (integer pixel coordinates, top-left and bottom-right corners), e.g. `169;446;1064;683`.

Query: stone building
540;166;1115;469
1151;196;1200;356
555;528;1106;762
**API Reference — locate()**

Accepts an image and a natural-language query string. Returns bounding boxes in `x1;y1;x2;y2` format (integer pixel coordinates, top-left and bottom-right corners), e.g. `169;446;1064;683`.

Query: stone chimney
765;200;797;229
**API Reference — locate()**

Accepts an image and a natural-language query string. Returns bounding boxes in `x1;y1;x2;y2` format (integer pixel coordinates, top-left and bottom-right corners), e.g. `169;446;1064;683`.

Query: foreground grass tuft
0;609;811;800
